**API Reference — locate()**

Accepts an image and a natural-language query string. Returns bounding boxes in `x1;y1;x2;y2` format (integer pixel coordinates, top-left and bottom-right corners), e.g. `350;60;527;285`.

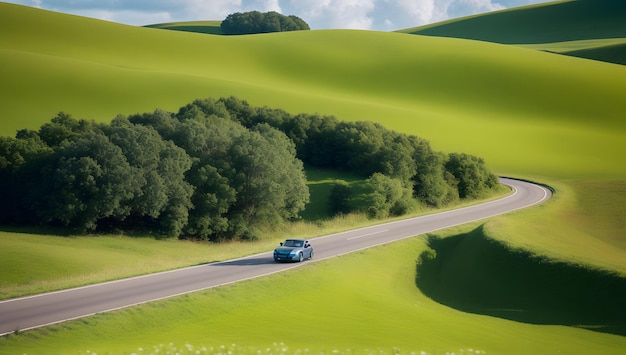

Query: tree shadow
0;224;74;237
0;222;171;240
415;225;626;336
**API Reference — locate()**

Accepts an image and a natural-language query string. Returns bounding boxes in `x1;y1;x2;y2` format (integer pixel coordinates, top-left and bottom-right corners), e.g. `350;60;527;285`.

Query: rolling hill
1;2;625;178
400;0;626;65
400;0;626;44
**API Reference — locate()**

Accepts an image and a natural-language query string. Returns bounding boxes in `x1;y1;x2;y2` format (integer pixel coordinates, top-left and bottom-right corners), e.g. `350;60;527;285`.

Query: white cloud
26;0;244;25
448;0;505;18
393;0;440;25
3;0;554;29
385;0;506;28
256;0;282;12
292;0;375;30
178;0;243;22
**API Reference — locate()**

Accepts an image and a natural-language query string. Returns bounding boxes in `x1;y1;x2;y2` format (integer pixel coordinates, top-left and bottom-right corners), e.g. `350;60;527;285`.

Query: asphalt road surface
0;177;551;336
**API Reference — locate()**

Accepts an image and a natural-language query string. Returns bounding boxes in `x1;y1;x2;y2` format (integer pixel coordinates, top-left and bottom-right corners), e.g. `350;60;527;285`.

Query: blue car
274;238;314;262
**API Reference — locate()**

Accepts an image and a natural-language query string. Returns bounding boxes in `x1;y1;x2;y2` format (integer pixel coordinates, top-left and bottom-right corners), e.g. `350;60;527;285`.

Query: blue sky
4;0;554;31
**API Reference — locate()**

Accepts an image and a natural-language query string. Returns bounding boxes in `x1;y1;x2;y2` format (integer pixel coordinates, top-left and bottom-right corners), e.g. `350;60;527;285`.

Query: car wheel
298;252;303;262
309;250;314;260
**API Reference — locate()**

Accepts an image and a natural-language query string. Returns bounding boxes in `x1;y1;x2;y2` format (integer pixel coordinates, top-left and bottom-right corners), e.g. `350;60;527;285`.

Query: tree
286;113;339;167
185;164;235;240
227;123;309;237
149;110;309;240
364;173;417;219
104;116;194;236
154;143;194;237
445;153;499;199
375;130;417;181
412;144;459;207
171;116;238;240
333;121;384;174
38;112;94;147
177;98;232;122
221;11;310;35
252;123;309;220
328;181;352;216
128;109;178;140
31;132;139;233
105;117;167;219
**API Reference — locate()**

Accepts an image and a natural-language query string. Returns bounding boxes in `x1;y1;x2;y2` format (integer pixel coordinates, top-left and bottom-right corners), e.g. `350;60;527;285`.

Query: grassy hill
400;0;626;65
519;38;626;65
1;1;625;354
1;3;625;178
400;0;626;44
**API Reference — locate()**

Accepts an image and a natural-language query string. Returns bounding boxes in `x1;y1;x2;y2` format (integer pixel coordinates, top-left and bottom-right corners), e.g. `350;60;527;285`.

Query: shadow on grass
416;225;626;336
0;224;74;237
0;222;173;239
211;256;276;266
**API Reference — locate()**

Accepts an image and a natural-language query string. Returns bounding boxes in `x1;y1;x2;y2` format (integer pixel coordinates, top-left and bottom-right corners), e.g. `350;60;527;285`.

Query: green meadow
2;233;626;355
1;0;625;354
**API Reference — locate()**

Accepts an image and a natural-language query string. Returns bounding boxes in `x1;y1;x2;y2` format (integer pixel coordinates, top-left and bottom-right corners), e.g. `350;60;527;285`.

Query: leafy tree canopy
221;11;310;35
0;96;500;239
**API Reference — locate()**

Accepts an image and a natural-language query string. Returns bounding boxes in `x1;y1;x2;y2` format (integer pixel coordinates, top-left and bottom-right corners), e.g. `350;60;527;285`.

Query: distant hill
400;0;626;44
400;0;626;65
145;21;222;35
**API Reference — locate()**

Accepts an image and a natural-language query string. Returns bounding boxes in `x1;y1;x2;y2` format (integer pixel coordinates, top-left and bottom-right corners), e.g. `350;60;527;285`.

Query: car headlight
289;250;299;256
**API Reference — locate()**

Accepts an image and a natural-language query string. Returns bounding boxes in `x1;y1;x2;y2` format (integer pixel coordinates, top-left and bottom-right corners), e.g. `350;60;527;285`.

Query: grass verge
2;226;626;354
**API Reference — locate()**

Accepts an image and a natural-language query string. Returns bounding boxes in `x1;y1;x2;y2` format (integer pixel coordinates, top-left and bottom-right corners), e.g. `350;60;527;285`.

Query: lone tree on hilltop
221;11;310;35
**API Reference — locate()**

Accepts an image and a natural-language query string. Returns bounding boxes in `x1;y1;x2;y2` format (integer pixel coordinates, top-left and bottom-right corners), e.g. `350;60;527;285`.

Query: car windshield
283;240;303;247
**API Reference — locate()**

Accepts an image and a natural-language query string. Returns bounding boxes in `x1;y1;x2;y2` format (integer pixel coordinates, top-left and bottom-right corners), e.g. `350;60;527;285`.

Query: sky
4;0;554;31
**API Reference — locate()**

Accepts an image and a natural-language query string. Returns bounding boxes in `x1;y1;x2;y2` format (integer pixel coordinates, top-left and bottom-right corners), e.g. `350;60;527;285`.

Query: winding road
0;177;551;336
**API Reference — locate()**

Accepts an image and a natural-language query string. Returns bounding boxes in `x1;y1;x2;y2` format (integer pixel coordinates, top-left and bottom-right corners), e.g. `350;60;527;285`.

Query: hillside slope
519;38;626;65
400;0;626;44
400;0;626;65
1;3;625;177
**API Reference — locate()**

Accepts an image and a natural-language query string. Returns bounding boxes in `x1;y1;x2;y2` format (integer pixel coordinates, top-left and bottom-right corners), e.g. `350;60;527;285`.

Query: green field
2;226;626;354
1;0;625;353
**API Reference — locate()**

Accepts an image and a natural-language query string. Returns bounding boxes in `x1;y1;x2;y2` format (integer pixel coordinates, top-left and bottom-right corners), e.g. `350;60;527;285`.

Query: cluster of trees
181;97;499;217
0;96;499;239
221;11;310;35
0;109;308;240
